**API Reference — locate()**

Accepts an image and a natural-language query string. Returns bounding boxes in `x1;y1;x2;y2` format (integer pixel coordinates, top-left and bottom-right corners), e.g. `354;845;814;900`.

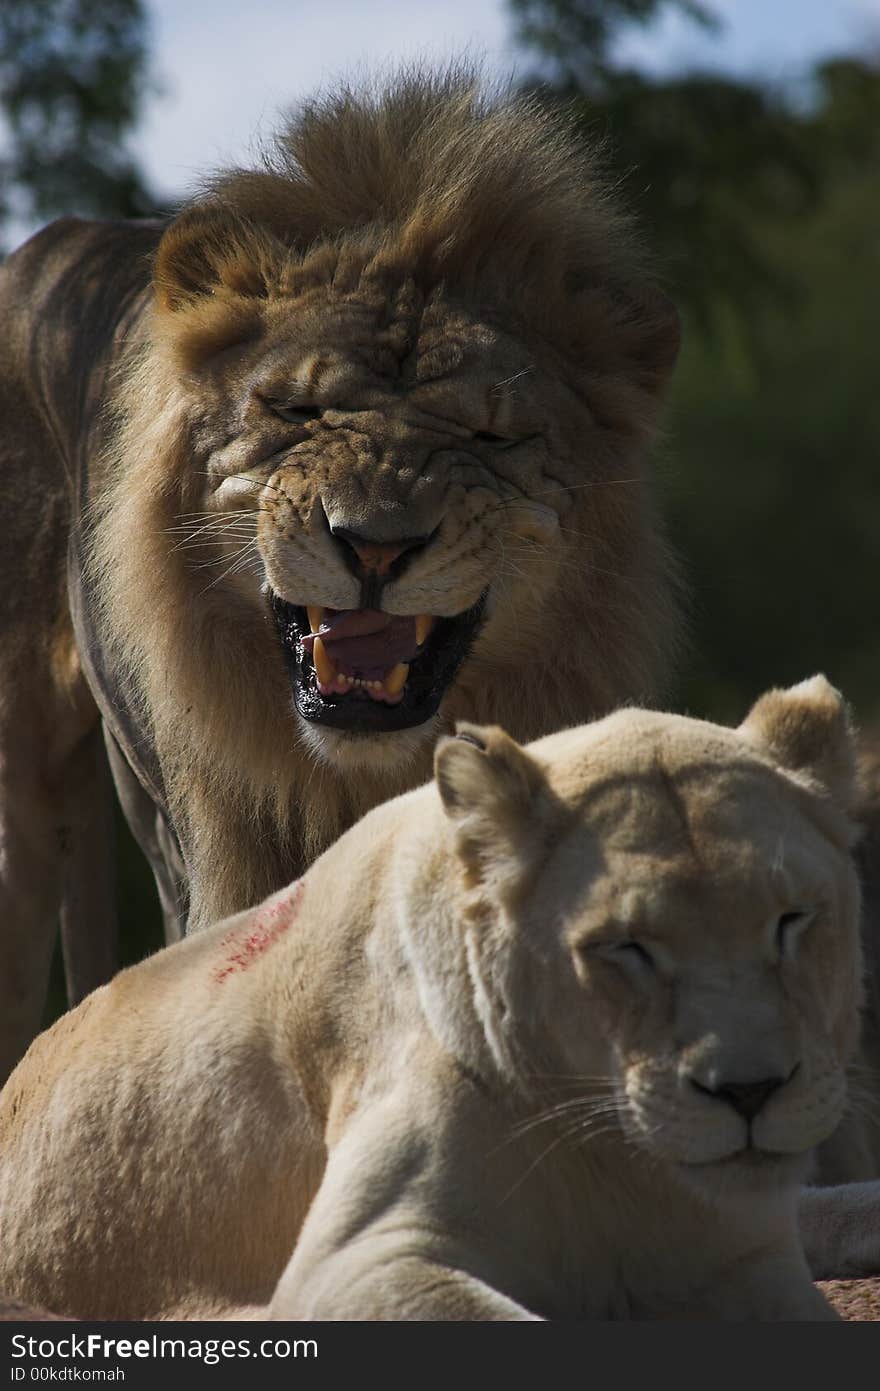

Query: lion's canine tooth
415;615;434;647
307;605;324;634
385;662;409;696
313;636;336;685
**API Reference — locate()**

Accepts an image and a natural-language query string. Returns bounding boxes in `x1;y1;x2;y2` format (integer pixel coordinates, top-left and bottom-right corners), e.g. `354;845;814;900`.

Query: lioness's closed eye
0;677;865;1320
430;677;861;1203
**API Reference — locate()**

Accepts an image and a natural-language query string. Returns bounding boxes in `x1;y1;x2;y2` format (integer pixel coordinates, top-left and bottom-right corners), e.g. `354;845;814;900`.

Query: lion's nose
691;1073;788;1121
329;526;431;580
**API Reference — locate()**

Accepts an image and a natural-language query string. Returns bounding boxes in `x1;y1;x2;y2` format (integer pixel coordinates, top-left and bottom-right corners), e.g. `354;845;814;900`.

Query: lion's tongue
303;610;419;676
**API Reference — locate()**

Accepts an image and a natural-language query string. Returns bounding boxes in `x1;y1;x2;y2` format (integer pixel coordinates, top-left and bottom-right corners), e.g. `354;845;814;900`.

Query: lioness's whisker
524;1071;618;1083
507;1095;623;1141
499;1102;633;1202
569;1121;627;1148
497;1132;571;1205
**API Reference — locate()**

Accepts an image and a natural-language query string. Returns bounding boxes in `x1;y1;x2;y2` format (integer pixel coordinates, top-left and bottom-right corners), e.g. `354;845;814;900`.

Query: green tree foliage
562;72;822;337
510;0;825;332
509;0;718;92
0;0;156;243
665;63;880;724
811;56;880;170
509;2;880;725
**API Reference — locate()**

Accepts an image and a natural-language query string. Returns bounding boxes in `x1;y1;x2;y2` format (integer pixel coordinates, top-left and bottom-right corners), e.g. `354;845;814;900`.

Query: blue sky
614;0;878;77
138;1;878;200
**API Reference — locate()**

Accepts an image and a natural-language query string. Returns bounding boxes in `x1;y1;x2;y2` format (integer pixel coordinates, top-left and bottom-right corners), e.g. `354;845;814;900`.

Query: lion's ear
571;279;681;400
614;282;681;396
152;207;287;368
739;675;857;810
435;723;549;893
154;206;285;312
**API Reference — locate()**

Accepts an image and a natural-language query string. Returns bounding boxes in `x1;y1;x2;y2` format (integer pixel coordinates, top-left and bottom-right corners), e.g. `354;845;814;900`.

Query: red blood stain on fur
212;880;304;983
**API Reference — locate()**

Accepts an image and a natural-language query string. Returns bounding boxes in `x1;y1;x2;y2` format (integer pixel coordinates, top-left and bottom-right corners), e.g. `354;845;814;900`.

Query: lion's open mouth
269;591;486;732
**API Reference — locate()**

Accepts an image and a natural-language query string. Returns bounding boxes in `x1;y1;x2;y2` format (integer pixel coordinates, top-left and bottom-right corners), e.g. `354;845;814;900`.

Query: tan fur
87;67;681;929
0;679;868;1321
0;68;682;1076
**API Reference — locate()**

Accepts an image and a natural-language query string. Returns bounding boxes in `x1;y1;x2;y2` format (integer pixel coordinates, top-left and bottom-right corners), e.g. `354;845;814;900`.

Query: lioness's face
554;752;859;1194
180;267;603;765
437;699;860;1199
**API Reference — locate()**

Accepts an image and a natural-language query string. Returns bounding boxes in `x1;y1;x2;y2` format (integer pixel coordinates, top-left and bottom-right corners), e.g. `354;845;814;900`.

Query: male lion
0;69;682;1081
1;677;875;1321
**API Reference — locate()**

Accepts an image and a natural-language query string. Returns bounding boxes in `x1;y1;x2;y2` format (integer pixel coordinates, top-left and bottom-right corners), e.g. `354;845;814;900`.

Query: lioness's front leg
271;1239;539;1321
268;1092;539;1321
799;1182;880;1279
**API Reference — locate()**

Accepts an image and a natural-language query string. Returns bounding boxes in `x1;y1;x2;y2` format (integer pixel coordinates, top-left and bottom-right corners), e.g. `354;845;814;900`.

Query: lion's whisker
195;541;262;593
167;512;262;554
192;469;286;495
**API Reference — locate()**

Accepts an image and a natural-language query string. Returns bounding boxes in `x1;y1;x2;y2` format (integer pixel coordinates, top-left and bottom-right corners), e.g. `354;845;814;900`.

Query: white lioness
0;678;873;1320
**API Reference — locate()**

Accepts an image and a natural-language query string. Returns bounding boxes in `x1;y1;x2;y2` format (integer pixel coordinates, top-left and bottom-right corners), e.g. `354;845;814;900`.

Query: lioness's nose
691;1074;787;1121
330;527;430;579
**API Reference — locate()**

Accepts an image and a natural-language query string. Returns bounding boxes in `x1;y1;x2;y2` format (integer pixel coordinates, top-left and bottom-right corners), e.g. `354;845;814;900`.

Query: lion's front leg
0;351;120;1078
0;514;111;1076
0;726;66;1083
0;694;115;1082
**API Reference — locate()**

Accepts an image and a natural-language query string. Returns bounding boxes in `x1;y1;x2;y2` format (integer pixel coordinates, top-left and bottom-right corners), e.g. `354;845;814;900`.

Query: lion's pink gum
212;880;304;983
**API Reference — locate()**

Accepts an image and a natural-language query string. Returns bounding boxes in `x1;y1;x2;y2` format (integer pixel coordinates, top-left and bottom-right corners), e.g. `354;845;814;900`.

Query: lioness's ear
739;675;857;809
435;723;550;894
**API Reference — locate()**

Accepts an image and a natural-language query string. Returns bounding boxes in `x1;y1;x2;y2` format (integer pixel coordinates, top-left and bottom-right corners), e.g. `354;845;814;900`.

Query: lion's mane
90;67;682;925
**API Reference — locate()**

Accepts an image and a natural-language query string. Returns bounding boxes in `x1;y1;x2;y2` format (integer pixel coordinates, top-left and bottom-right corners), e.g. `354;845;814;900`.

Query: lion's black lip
269;590;487;733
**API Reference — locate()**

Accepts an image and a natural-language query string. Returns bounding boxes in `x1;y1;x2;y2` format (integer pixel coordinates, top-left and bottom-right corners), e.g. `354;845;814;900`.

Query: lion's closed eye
472;429;542;450
264;401;324;425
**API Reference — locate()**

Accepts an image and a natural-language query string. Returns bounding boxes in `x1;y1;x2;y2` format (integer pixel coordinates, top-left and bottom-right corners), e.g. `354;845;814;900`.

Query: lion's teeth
313;636;336;685
307;606;324;634
415;615;434;647
384;662;409;696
